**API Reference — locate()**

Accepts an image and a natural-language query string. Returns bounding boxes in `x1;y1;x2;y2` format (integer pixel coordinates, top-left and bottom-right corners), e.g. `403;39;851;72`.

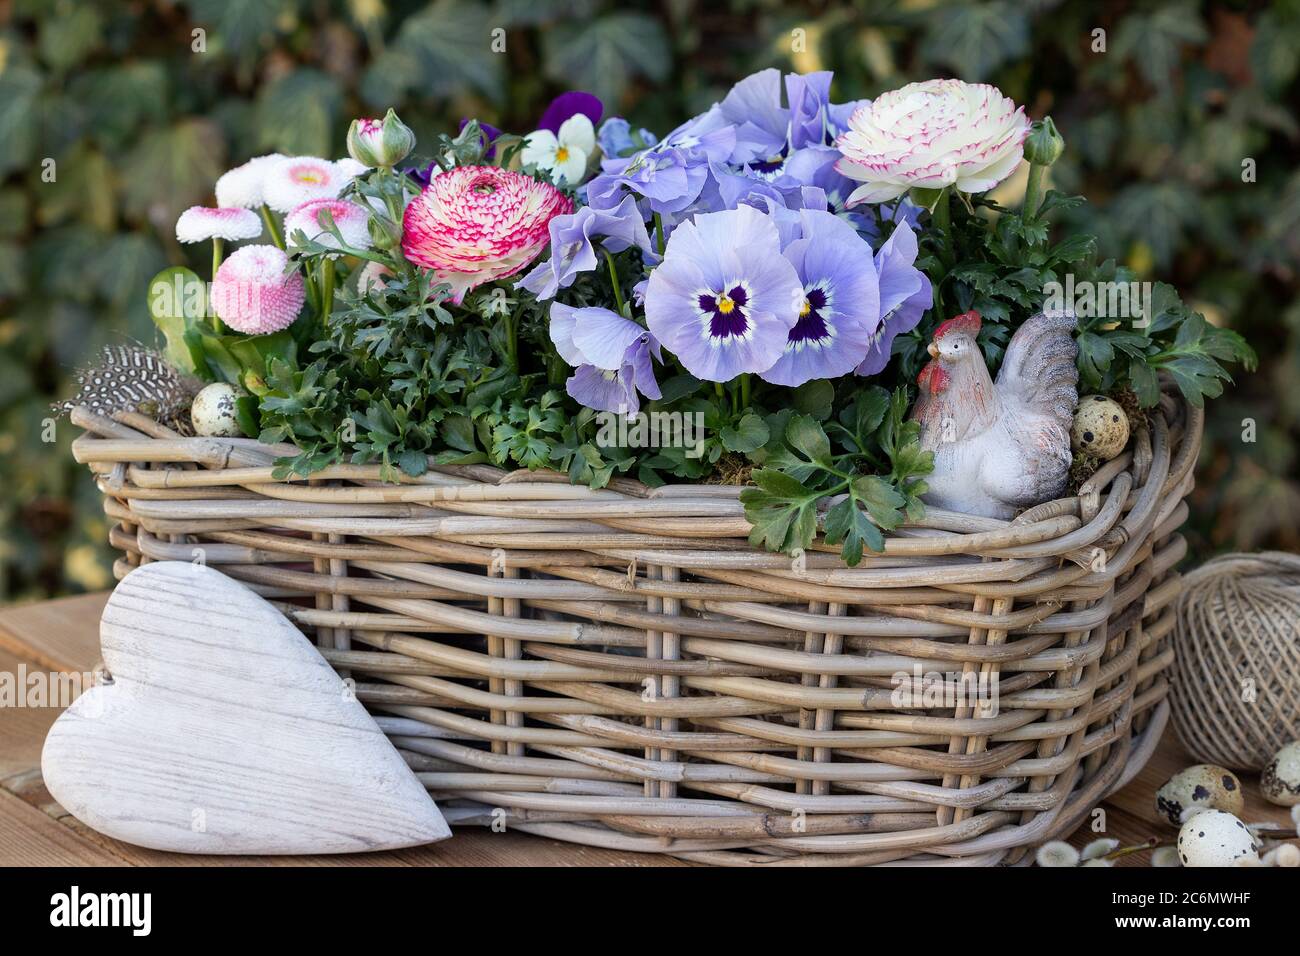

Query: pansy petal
557;114;597;155
539;92;603;136
553;145;588;185
549;303;586;366
571;307;646;370
567;364;638;417
522;130;560;168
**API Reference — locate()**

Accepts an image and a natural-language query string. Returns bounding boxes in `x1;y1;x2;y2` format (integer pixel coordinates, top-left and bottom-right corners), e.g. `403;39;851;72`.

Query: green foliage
741;387;932;566
4;0;1297;600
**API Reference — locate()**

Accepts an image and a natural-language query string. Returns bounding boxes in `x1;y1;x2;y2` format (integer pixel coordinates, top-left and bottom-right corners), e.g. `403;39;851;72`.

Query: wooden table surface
0;592;1291;867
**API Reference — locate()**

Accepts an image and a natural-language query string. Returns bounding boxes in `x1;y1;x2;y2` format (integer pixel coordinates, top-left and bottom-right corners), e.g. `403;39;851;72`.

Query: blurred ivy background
2;0;1297;602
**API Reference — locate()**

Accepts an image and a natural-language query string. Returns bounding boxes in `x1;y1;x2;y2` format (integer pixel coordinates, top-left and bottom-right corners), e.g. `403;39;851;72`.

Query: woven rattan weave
70;383;1199;865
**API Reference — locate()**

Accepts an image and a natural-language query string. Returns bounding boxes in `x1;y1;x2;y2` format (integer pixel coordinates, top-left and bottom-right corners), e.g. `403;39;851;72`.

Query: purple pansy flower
761;210;882;387
519;195;655;300
855;221;933;376
538;92;603;135
645;206;803;382
551;304;661;417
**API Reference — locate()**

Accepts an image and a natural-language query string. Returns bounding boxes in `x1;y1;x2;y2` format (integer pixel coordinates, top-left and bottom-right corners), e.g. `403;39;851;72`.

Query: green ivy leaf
542;13;671;106
920;1;1029;81
255;69;341;157
362;0;505;107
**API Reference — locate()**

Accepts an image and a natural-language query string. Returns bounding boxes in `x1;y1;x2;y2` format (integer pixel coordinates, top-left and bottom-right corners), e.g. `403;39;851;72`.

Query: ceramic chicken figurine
912;309;1079;519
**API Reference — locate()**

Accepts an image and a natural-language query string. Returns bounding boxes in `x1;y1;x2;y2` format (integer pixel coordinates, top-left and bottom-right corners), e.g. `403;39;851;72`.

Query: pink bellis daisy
644;205;803;382
215;154;285;209
175;206;263;244
262;157;355;213
284;198;372;252
210;245;305;334
334;157;368;179
402;165;572;303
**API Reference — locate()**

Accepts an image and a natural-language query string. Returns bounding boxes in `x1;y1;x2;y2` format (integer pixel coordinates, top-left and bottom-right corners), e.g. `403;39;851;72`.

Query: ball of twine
1171;551;1300;771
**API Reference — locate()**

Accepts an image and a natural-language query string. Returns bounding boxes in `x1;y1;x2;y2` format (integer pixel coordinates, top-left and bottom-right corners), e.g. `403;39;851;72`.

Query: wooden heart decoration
41;561;449;854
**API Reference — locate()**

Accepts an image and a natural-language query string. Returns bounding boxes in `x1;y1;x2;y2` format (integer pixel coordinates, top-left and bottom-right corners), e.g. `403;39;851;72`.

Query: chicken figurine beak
927;341;940;358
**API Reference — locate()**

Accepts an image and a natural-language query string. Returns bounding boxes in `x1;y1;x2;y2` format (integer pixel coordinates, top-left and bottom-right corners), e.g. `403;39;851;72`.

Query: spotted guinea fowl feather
54;344;199;428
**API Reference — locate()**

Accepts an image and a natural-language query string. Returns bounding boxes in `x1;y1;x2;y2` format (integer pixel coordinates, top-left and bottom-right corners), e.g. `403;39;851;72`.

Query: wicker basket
69;385;1200;866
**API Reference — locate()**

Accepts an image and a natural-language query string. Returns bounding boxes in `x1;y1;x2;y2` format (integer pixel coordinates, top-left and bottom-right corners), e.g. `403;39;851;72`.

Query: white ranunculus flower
521;114;596;186
834;79;1031;205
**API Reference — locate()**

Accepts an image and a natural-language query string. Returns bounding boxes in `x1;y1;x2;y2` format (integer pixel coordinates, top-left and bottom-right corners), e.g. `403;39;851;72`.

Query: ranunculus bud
347;109;415;168
1024;116;1064;167
367;213;402;251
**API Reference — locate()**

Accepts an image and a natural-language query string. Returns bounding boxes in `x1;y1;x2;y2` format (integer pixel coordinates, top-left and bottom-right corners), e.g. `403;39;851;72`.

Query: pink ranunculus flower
210;245;305;334
834;79;1031;206
401;165;572;303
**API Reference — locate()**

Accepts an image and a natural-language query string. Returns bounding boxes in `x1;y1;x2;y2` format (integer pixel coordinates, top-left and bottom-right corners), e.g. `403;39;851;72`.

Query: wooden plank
0;591;108;675
0;647;62;782
389;829;684;867
0;788;127;866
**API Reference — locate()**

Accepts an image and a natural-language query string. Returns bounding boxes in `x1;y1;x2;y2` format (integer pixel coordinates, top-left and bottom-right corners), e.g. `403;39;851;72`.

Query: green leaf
0;67;42;177
122;120;226;223
255;69;342;157
542;13;670;106
920;1;1030;81
147;266;207;377
38;3;102;71
89;234;167;311
1128;362;1161;408
1076;331;1115;389
1112;2;1208;91
823;496;882;566
739;469;821;556
184;0;297;57
719;413;769;454
396;448;428;477
853;475;906;532
784;414;832;468
792;378;835;420
362;0;505;106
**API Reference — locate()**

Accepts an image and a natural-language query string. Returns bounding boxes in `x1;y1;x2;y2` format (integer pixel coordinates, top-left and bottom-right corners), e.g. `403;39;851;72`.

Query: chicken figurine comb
911;309;1079;519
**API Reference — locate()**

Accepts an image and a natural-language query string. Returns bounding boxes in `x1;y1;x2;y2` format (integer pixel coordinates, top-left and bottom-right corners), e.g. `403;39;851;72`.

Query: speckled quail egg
1261;740;1300;807
1071;395;1130;460
1155;764;1245;825
1177;809;1259;867
190;382;243;437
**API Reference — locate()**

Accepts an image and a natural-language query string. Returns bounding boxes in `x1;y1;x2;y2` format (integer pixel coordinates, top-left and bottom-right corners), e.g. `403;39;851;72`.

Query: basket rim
69;388;1201;563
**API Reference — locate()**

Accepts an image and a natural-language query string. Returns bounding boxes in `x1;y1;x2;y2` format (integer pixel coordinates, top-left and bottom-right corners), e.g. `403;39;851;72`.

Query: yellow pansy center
799;298;811;317
717;294;736;314
555;147;570;163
